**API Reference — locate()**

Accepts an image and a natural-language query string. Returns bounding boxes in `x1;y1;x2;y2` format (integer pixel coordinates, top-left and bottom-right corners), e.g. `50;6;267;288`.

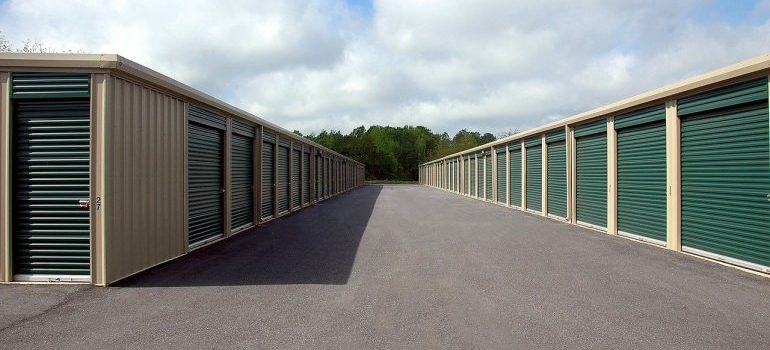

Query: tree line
301;126;498;181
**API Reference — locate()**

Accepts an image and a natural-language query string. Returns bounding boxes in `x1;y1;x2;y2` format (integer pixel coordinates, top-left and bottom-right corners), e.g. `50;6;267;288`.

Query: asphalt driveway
0;185;768;349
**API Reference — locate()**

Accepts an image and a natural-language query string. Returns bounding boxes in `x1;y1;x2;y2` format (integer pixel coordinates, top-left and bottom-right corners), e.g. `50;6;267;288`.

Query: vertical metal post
506;146;510;207
90;73;108;285
541;135;547;216
666;99;682;251
288;140;294;212
564;125;575;224
254;125;262;223
273;135;279;218
607;116;618;235
521;142;527;210
224;118;232;236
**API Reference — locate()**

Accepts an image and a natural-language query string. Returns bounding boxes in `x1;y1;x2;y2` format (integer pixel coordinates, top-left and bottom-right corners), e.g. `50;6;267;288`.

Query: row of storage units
420;54;770;275
0;54;365;285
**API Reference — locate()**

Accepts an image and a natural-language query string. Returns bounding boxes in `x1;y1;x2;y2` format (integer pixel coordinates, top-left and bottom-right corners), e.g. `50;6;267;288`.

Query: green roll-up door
278;143;290;213
575;119;607;228
12;98;91;278
188;119;225;247
231;133;254;230
485;155;492;200
303;151;311;205
456;160;461;192
261;134;275;220
324;158;330;198
472;157;479;196
616;105;666;242
11;72;90;99
547;138;567;219
509;145;522;207
292;148;301;209
315;154;322;199
680;78;770;269
496;149;506;204
525;141;542;212
464;159;468;193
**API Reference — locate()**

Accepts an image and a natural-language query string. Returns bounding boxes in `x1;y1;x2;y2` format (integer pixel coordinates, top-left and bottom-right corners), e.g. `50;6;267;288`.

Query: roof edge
421;52;770;166
0;53;362;166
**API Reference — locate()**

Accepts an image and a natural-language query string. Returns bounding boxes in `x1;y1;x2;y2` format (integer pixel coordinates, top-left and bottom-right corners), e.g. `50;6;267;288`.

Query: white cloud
1;0;769;135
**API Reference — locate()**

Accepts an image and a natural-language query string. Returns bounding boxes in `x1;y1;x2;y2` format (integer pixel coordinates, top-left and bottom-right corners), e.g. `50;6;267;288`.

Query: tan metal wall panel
104;75;186;284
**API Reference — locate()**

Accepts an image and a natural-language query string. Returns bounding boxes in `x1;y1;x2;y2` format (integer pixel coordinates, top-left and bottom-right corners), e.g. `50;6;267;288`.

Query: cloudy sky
1;0;769;136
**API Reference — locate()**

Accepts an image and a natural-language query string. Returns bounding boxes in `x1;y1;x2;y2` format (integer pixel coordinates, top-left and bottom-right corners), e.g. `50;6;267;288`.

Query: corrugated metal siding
292;148;301;209
231;133;253;230
189;105;226;131
277;144;290;213
232;119;255;137
303;151;311;205
509;147;522;207
681;83;770;267
11;73;90;99
261;137;275;220
678;78;767;116
12;99;91;277
526;144;542;212
614;104;666;130
616;112;666;241
485;155;493;200
105;77;186;283
496;149;506;204
575;119;607;138
187;122;224;247
576;132;607;228
547;140;567;218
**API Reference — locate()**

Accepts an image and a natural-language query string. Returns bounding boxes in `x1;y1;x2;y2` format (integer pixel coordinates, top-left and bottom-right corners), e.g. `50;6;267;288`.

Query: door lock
79;199;91;209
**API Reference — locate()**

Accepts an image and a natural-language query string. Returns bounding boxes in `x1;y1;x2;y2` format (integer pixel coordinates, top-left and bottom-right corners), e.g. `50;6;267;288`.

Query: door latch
767;194;770;202
79;199;91;209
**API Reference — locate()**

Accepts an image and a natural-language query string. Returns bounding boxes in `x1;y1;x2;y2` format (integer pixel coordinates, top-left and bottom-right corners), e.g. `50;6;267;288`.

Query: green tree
306;125;495;181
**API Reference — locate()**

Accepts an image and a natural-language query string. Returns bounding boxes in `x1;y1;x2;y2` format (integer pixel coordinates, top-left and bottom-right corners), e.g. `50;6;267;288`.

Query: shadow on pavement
114;185;383;287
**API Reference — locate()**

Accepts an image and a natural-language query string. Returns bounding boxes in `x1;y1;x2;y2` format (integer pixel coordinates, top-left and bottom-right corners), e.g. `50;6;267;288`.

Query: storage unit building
0;54;365;285
420;53;770;275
